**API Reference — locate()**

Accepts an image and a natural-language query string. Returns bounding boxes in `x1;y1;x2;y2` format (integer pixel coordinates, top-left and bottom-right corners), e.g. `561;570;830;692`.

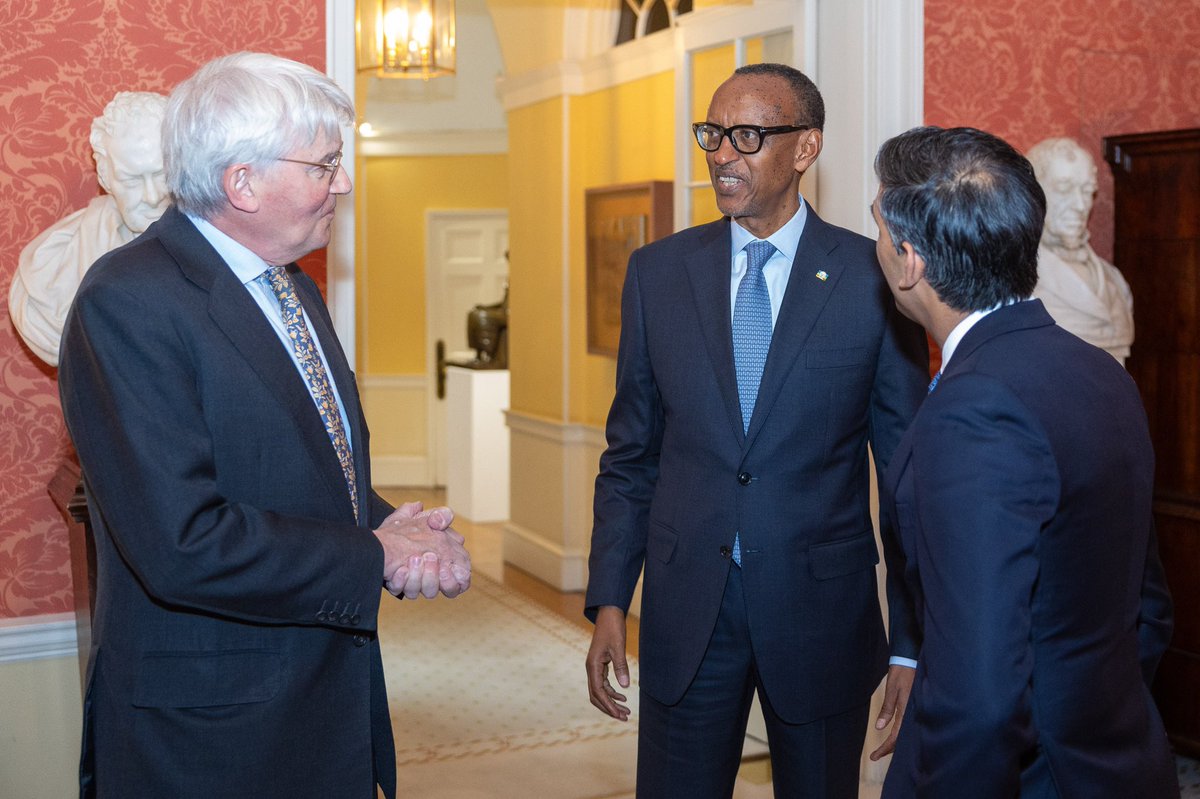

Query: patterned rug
377;573;1200;797
379;573;640;798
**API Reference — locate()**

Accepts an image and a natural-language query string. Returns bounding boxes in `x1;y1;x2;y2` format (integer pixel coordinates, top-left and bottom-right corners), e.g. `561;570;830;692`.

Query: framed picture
585;181;674;357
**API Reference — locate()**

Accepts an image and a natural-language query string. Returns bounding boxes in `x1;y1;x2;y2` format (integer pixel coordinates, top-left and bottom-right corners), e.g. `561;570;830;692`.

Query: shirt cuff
889;656;918;669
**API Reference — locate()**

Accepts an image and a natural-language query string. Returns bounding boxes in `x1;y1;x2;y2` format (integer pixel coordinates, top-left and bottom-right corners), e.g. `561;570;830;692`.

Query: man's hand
586;605;631;721
869;663;915;761
374;502;471;599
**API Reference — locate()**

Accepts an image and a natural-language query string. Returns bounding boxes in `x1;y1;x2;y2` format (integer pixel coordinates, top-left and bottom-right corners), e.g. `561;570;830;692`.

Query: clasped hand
373;502;472;599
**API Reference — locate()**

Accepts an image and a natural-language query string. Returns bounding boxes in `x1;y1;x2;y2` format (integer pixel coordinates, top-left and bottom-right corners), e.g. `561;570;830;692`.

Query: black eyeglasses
277;151;343;182
692;123;809;155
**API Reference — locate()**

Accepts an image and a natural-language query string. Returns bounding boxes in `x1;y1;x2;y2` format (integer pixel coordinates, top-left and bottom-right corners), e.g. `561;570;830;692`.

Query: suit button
350;614;362;626
339;613;352;625
737;472;752;486
720;545;732;558
353;634;368;647
316;611;329;622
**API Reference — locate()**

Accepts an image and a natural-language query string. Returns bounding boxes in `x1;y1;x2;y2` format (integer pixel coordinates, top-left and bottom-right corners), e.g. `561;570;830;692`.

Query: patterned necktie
730;240;775;567
928;371;942;393
260;266;359;521
733;240;776;433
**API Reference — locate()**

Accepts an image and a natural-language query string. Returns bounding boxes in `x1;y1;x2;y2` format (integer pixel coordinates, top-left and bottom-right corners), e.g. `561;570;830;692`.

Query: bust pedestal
445;366;510;522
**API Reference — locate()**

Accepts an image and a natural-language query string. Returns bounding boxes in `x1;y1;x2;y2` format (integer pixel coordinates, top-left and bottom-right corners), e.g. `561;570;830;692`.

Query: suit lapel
156;208;358;522
744;210;844;447
685;219;746;443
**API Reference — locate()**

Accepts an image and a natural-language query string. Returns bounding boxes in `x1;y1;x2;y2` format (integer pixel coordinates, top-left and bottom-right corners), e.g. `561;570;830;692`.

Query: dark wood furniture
48;461;94;691
1104;128;1200;757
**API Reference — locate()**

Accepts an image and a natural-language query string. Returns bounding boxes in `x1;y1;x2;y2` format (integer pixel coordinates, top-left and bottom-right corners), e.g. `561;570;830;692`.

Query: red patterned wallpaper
0;0;325;619
925;0;1200;262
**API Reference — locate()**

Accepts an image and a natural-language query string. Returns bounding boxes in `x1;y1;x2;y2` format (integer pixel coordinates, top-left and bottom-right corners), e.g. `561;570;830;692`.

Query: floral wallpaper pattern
925;0;1200;262
0;0;324;619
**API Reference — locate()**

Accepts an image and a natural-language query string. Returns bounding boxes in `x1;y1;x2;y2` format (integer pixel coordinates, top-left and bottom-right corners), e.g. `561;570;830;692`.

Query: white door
426;210;509;486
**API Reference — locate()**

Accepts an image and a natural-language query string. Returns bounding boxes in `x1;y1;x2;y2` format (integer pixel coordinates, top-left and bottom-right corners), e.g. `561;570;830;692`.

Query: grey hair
164;52;354;219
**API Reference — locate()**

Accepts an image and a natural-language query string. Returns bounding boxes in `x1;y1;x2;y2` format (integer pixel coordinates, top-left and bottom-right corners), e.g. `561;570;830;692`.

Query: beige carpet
379;572;641;798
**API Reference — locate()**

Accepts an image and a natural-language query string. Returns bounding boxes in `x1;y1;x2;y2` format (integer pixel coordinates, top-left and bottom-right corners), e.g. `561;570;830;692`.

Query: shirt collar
186;213;272;284
730;195;808;259
940;297;1029;369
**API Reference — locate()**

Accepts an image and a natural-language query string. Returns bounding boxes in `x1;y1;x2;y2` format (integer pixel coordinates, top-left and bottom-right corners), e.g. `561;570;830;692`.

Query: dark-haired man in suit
583;62;929;798
871;125;1176;798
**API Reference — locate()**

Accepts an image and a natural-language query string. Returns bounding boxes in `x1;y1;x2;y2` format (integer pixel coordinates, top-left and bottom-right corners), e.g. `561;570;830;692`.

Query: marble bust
9;91;169;366
1028;137;1134;364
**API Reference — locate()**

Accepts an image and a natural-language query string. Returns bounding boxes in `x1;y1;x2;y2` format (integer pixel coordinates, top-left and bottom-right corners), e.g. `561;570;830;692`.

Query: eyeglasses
277;151;343;181
692;123;809;155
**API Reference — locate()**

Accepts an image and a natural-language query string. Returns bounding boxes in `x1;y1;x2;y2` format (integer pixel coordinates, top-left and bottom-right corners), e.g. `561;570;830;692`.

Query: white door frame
326;0;358;364
424;209;510;486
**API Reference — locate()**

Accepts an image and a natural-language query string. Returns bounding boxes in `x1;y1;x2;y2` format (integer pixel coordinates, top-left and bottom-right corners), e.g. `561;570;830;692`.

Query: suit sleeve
584;250;664;620
869;294;929;660
904;374;1057;797
59;267;385;630
1138;518;1174;684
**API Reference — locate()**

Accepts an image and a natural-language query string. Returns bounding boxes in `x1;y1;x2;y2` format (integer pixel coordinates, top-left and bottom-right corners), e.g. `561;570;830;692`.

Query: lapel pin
815;270;828;281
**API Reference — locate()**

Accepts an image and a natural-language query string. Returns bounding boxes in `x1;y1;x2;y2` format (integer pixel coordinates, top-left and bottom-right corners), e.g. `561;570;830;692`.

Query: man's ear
899;242;926;290
793;128;823;176
224;164;259;213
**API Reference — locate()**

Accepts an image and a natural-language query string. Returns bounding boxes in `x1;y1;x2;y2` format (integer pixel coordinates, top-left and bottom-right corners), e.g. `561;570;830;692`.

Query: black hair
874;126;1045;312
733;63;825;131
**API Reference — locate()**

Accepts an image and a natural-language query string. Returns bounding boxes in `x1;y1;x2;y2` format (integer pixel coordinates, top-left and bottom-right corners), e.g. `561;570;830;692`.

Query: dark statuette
459;284;508;369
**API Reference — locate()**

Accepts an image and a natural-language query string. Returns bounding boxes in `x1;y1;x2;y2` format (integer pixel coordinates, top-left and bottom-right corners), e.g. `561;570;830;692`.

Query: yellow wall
359;155;509;375
506;97;566;419
485;0;567;75
0;655;81;799
567;71;676;426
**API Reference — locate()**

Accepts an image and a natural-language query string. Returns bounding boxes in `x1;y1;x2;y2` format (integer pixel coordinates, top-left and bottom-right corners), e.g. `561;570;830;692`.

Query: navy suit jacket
586;209;928;722
881;300;1177;799
59;207;398;799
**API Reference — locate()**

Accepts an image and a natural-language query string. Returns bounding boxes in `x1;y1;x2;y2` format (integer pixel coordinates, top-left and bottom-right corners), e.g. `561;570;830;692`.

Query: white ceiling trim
496;25;675;112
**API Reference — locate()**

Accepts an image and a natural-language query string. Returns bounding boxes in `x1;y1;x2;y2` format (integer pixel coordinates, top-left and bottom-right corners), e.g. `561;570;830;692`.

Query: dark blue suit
881;300;1177;799
586;209;928;790
59;207;397;799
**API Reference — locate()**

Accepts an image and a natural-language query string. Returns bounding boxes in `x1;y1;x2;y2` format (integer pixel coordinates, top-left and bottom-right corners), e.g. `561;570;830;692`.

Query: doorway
425;210;510;486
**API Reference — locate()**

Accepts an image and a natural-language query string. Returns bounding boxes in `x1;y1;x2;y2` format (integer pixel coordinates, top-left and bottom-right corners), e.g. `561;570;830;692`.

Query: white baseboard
0;613;77;663
502;520;588;592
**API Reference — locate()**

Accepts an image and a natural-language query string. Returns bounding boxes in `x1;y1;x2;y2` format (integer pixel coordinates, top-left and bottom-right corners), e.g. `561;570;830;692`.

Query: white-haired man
59;52;470;799
11;91;169;365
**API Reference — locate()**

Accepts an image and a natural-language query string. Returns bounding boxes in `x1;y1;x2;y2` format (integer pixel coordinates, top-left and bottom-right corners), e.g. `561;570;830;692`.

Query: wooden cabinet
1104;128;1200;756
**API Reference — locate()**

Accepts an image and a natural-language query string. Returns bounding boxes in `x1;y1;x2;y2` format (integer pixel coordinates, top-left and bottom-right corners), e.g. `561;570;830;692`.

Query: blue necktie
731;240;775;566
733;240;776;433
928;371;942;393
260;267;359;522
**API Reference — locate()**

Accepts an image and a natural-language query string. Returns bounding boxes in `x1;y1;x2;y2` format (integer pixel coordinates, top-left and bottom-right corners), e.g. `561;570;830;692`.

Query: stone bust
9;91;169;366
1028;137;1134;364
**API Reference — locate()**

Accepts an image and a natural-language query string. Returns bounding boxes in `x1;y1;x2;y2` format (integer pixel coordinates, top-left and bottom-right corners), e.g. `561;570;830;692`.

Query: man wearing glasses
584;63;928;797
59;52;470;799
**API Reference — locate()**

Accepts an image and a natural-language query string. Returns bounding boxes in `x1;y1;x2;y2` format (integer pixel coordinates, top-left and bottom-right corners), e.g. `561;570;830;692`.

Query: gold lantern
357;0;456;79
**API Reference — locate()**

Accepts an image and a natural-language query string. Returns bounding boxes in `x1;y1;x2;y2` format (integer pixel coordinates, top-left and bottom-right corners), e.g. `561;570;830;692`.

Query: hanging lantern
357;0;456;79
